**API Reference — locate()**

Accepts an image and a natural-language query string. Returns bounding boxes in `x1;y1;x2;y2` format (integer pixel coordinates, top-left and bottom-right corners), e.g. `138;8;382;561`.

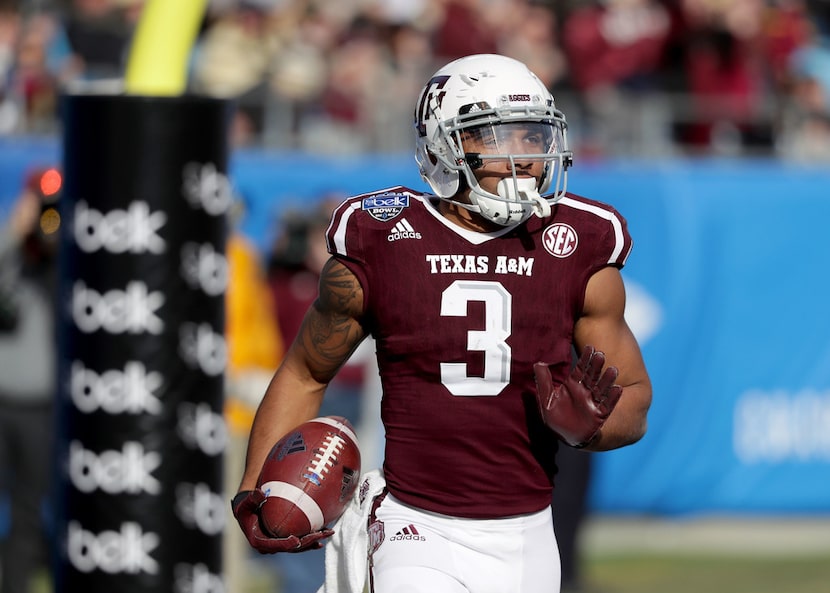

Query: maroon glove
533;345;623;448
231;490;333;554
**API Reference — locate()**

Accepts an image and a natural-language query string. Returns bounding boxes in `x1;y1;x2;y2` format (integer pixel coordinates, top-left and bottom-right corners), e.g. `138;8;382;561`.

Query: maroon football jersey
326;186;632;518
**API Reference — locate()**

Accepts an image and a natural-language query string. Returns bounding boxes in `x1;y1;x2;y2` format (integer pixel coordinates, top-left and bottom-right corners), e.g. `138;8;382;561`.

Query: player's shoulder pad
327;186;430;259
553;192;632;267
556;192;626;220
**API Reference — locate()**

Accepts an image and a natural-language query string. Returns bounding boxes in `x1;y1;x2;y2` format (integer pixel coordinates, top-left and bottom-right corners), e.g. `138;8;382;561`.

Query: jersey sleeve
558;193;633;269
326;195;390;320
603;205;633;269
325;198;363;260
324;195;372;313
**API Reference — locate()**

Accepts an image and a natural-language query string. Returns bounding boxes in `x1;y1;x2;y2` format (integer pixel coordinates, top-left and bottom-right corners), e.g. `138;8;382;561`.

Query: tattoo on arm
297;259;365;379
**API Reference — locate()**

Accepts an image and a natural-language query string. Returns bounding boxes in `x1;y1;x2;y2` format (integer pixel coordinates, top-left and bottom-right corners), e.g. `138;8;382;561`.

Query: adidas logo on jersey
389;524;426;541
387;218;421;242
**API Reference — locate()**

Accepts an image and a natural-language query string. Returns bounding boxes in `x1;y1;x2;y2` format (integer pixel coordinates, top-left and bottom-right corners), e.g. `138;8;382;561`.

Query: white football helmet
414;54;572;226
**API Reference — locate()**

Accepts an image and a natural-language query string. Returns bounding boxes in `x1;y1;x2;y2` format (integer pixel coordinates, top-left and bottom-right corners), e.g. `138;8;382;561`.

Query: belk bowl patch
362;193;409;221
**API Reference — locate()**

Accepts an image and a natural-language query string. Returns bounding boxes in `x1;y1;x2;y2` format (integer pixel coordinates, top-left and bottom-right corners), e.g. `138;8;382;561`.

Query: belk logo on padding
72;281;164;335
74;200;167;254
68;521;159;574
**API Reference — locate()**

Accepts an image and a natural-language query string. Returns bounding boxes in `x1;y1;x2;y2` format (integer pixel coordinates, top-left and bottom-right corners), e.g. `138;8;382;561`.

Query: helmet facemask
455;114;569;225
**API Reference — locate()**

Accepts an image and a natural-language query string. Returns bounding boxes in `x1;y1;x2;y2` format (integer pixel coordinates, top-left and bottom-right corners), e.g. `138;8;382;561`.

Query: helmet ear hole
417;139;461;198
427;147;439;167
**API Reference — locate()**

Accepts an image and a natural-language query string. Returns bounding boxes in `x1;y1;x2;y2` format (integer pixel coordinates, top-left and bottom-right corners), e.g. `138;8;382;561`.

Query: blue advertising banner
572;160;830;515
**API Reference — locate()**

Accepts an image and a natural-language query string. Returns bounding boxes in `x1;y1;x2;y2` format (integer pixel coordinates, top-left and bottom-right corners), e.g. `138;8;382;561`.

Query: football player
233;53;652;593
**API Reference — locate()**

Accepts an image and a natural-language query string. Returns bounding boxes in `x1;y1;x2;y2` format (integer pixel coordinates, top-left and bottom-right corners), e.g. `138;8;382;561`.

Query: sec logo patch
542;223;578;258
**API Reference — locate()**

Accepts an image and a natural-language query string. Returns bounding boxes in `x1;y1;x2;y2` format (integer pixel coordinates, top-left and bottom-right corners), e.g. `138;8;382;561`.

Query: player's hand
231;490;334;554
533;345;623;448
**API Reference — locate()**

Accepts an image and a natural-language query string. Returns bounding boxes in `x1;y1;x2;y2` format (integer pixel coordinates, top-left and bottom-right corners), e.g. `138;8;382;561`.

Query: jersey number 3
439;280;512;396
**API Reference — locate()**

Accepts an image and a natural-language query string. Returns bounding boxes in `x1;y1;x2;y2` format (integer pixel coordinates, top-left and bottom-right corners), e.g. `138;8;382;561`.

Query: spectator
561;0;674;155
776;18;830;161
432;0;499;61
675;0;771;154
306;29;391;153
190;1;276;146
498;2;568;91
0;6;23;133
379;21;436;150
758;0;813;93
1;9;77;134
64;0;135;80
0;167;61;593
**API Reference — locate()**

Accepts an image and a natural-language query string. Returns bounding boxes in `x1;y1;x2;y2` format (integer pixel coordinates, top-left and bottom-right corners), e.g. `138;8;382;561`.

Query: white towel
316;469;386;593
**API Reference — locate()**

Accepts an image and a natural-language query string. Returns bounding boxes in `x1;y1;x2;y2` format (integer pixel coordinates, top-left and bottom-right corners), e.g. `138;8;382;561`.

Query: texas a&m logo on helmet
414;75;450;138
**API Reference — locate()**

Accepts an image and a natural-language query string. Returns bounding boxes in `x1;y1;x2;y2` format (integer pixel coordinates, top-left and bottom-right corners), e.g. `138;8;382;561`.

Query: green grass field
583;552;830;593
247;550;830;593
31;552;830;593
31;518;830;593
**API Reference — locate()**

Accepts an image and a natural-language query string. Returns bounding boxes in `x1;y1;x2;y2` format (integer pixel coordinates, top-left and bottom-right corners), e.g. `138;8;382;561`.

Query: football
256;415;361;538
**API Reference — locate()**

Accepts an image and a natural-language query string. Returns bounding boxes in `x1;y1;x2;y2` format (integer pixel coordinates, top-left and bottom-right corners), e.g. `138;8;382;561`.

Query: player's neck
438;199;503;233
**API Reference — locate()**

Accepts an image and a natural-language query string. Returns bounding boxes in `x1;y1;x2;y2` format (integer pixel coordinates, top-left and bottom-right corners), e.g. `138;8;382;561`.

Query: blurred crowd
1;0;830;160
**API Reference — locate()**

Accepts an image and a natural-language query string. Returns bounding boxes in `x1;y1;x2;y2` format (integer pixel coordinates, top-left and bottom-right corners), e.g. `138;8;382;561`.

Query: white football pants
368;493;561;593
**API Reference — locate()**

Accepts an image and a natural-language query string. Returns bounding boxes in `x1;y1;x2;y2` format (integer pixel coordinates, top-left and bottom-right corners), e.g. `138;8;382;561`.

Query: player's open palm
534;345;623;448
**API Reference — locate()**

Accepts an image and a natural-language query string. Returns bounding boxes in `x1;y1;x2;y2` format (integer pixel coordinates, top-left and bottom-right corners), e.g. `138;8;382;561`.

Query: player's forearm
583;382;651;451
237;364;326;492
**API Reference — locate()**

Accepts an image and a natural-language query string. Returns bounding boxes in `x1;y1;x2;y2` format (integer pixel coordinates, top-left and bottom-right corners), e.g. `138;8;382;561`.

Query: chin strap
497;177;552;219
528;194;551;218
444;177;553;226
